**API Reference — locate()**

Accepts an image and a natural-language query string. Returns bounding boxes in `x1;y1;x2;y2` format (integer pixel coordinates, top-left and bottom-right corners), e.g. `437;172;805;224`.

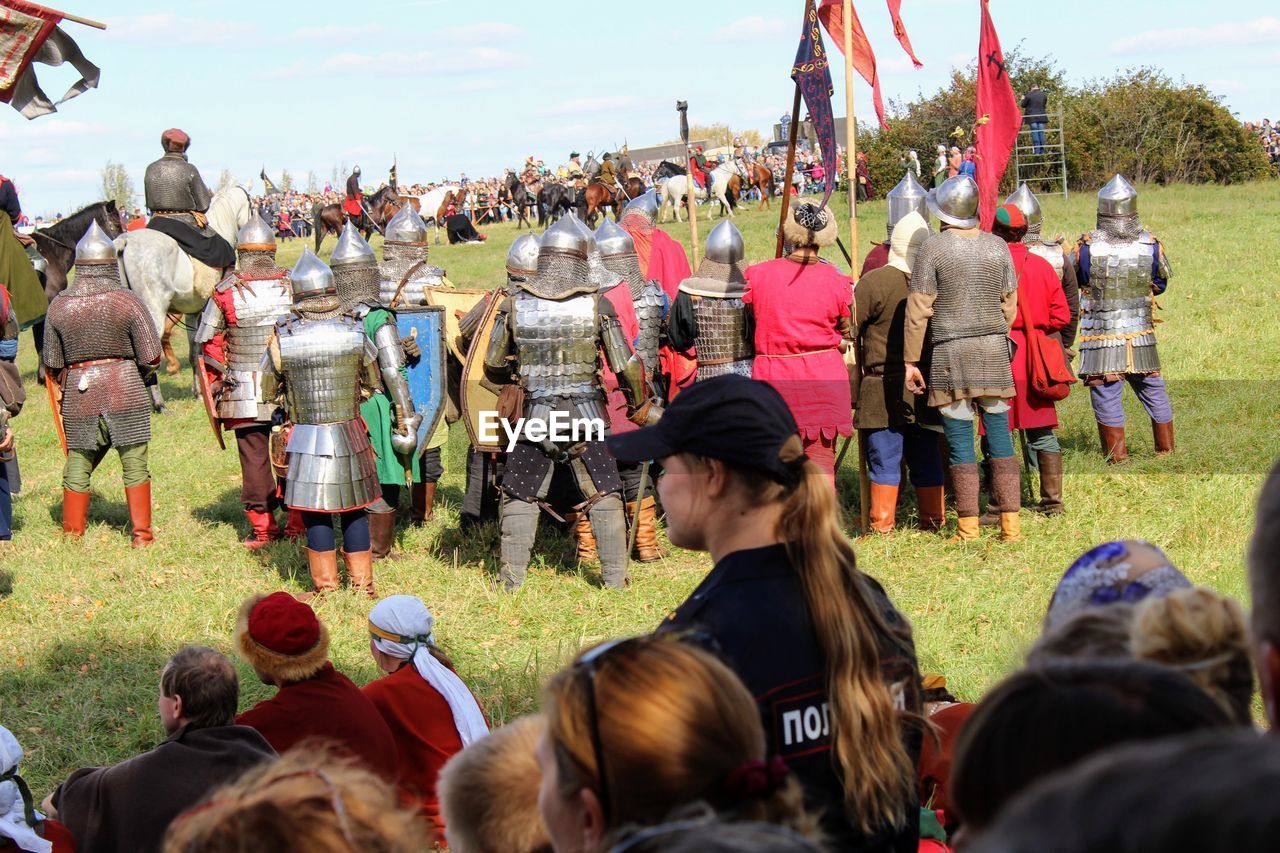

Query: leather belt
70;358;127;369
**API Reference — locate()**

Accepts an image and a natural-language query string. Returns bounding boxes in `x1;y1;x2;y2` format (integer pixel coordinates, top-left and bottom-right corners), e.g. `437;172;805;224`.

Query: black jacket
0;178;20;223
1021;90;1048;124
659;543;922;853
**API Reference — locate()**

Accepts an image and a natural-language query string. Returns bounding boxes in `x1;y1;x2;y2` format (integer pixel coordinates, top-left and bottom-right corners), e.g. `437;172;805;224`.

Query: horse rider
597;153;619;190
689;145;713;194
560;152;586;184
344;166;364;221
142;128;235;271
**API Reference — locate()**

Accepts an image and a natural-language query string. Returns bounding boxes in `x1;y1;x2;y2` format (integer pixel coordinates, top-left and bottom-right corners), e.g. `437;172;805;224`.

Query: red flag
816;0;888;131
974;0;1020;230
0;1;99;118
886;0;923;68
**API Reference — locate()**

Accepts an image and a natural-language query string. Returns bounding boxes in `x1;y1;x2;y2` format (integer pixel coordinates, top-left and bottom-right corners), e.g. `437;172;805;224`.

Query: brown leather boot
868;482;899;534
368;511;398;560
342;549;377;599
572;511;598;562
630;496;665;562
62;488;90;538
1152;420;1174;456
298;548;340;601
1098;423;1128;464
916;485;945;532
990;457;1024;542
1035;451;1064;515
243;509;282;550
410;482;436;526
947;463;981;543
124;482;154;547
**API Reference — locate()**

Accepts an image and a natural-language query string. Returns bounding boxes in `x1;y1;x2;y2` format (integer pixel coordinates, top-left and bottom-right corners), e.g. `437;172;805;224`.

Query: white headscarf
0;727;51;853
888;211;930;275
369;596;489;747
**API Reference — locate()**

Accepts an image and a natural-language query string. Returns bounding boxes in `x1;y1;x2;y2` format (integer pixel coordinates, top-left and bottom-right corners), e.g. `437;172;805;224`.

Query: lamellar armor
331;222;381;310
678;221;753;381
194;214;293;422
597;218;665;376
143;152;213;232
42;222;162;450
379;204;446;306
263;252;381;512
1005;183;1066;281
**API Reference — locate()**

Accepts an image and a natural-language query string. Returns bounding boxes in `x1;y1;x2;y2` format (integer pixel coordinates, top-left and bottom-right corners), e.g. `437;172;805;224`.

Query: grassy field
1;182;1277;795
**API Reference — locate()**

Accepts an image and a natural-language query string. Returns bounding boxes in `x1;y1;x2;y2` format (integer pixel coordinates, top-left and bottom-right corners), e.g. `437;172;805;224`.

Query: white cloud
292;24;387;42
713;16;787;44
435;22;524;41
549;96;639;115
106;14;256;46
881;55;921;75
1110;16;1280;54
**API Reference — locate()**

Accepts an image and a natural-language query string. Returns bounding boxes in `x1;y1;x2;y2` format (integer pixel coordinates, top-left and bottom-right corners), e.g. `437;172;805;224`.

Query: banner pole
774;82;803;259
677;101;700;268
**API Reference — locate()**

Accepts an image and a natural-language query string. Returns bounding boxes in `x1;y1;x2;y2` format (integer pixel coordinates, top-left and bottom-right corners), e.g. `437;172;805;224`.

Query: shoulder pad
214;273;239;293
350;303;373;320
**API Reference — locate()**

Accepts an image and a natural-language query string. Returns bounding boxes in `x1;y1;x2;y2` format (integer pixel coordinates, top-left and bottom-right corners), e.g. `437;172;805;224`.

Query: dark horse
654;160;686;182
504;170;536;227
27;200;124;381
311;185;400;250
537;183;576;227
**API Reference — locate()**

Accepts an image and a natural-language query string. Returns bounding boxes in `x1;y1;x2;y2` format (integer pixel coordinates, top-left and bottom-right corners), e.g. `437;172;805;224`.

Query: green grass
2;183;1278;796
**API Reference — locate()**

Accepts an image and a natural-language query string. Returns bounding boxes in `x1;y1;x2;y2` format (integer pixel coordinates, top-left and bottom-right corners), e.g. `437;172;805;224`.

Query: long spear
677;101;700;267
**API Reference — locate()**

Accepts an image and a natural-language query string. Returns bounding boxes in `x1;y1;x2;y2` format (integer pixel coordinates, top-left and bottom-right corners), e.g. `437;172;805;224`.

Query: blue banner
792;3;839;209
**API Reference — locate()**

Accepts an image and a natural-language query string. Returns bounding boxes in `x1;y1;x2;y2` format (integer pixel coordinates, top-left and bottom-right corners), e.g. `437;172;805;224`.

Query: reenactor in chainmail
668;221;754;382
483;216;661;592
260;248;383;598
330;222;423;561
862;170;930;275
142;128;234;269
193;213;298;549
596;217;669;563
42;222;163;546
903;175;1021;543
1073;174;1174;463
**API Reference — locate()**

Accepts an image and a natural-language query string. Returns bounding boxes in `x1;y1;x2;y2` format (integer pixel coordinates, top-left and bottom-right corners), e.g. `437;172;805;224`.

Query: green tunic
0;213;47;329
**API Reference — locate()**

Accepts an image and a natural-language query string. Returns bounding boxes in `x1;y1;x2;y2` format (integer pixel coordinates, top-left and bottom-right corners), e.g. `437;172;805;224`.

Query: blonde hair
438;716;550;853
1131;587;1255;725
543;636;815;841
685;448;919;835
163;746;431;852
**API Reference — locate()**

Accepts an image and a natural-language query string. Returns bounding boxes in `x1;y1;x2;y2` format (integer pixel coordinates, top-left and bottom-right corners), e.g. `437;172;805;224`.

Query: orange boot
868;483;899;534
124;482;154;547
62;489;90;538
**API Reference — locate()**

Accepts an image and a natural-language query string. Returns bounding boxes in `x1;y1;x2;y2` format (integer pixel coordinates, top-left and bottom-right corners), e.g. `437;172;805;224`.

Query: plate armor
274;315;381;511
1077;233;1161;376
195;275;293;421
511;291;606;426
597;218;665;375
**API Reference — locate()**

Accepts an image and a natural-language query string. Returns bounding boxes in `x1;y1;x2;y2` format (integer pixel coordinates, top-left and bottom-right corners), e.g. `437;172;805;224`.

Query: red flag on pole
886;0;923;68
816;0;888;130
0;1;100;118
974;0;1020;230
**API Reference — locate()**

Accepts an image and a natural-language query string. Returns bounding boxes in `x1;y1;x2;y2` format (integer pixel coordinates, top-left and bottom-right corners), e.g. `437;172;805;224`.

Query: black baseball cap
607;375;804;484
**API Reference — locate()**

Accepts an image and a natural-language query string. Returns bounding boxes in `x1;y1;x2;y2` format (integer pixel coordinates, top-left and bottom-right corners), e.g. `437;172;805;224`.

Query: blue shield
395;305;447;458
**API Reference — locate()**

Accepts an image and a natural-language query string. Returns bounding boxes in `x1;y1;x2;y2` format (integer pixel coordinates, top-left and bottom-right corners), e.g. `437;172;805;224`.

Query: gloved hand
391;412;423;456
401;334;421;360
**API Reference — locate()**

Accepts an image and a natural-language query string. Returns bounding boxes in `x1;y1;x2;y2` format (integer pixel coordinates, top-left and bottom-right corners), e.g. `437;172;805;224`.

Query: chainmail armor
334;261;381;311
67;263;124;295
1097;212;1142;242
696;258;746;286
522;250;594;300
632;282;665;376
1021;222;1043;242
237;249;277;273
693;296;753;381
294;295;346;320
603;252;647;300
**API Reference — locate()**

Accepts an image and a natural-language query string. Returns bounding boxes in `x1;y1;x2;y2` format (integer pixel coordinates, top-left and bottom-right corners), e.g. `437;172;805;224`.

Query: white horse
657;162;743;223
113;186;251;398
415;185;463;243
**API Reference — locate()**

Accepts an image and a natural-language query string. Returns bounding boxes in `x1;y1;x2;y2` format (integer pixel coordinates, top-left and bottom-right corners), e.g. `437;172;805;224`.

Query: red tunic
1007;243;1070;430
860;241;890;276
236;663;400;783
599;281;642;435
623;220;696;400
362;664;473;840
744;258;853;440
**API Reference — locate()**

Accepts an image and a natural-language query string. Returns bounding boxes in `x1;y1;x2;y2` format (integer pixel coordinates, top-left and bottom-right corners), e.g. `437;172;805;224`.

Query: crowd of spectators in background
1245;119;1280;167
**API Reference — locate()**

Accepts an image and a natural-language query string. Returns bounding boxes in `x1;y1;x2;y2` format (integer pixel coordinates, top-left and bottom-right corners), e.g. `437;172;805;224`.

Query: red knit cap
994;203;1026;230
161;127;190;149
247;591;320;655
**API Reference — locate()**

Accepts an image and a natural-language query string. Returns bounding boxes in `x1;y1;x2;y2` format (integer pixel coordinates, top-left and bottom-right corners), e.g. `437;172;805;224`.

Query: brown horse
311;185;400;250
749;162;775;210
583;181;623;227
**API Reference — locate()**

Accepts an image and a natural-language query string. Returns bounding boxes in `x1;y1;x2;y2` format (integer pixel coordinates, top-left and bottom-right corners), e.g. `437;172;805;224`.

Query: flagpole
676;101;700;268
36;5;107;29
774;83;803;258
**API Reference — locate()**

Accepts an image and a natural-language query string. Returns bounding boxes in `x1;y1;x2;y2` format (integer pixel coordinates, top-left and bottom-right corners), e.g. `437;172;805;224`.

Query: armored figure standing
193;213;297;548
1004;183;1080;352
668;221;754;381
1073;174;1174;462
597;218;666;383
903;175;1022;543
483;217;659;592
142;128;234;270
862;169;930;276
330;223;423;560
42;222;163;546
261;248;382;598
379;204;447;307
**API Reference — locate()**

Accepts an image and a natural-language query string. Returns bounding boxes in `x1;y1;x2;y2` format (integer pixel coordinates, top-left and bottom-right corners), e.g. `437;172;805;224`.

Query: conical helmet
1004;183;1043;229
1097;174;1137;217
384;204;428;244
236;213;276;248
705;220;744;265
621;189;659;223
529;216;593;298
540;215;591;260
330;221;377;268
290;248;336;303
886;170;929;237
75;220;117;263
926;175;979;228
505;233;541;278
594;218;635;259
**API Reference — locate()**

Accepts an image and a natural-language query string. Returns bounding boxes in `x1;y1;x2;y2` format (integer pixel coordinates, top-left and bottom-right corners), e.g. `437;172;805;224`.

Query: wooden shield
424;288;488;361
459;292;504;452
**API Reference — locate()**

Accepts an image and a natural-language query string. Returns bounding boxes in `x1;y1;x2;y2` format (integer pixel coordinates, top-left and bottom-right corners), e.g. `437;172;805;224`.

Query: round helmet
289;248;336;303
506;233;541;277
353;165;361;177
74;220;117;263
926;175;979;228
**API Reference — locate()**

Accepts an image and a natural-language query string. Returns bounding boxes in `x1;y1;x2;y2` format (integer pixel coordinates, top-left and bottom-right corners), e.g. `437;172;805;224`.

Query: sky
3;0;1277;217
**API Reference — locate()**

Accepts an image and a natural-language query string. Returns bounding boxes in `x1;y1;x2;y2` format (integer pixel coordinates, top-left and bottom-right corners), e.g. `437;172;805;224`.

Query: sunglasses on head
570;636;649;824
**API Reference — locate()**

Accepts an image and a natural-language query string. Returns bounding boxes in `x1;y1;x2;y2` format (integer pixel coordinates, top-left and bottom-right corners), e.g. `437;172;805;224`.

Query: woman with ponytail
608;375;923;852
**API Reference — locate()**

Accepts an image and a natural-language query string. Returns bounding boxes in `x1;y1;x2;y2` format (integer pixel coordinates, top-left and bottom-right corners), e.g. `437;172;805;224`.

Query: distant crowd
1244;119;1280;167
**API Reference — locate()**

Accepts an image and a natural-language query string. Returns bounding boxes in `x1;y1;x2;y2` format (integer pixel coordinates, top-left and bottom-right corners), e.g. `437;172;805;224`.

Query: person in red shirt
362;595;488;838
744;201;853;487
234;592;400;783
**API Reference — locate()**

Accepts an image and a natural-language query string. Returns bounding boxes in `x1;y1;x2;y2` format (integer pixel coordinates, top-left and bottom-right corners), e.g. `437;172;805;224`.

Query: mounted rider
143;128;235;271
344;166;364;219
689;145;713;192
192;213;297;549
596;153;618;190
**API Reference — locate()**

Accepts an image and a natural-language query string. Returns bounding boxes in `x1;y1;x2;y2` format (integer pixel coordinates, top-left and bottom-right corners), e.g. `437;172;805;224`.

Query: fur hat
782;200;838;248
236;592;330;683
